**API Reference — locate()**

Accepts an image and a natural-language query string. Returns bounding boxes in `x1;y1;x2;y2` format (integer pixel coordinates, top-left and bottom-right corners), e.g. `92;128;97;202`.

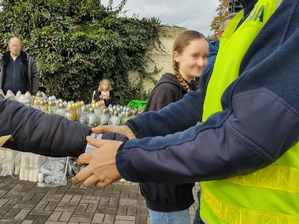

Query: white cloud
101;0;219;36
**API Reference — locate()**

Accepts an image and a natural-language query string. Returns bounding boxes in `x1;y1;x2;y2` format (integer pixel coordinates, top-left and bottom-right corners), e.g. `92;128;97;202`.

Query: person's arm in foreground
0;98;91;157
73;2;299;188
92;89;204;139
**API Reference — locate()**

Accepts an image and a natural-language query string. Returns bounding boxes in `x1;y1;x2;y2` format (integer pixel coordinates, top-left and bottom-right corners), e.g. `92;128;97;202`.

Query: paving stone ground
0;176;199;224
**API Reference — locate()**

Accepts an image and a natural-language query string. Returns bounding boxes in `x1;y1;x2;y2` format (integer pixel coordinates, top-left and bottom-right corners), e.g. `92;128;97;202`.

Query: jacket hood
155;73;197;93
209;40;219;57
155;73;182;89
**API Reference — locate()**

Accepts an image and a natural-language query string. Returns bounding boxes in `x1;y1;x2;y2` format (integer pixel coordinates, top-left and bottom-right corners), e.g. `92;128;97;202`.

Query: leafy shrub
0;0;162;104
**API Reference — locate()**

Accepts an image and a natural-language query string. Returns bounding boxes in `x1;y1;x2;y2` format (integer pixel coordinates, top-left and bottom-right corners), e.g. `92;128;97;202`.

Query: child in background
141;30;209;224
93;79;116;107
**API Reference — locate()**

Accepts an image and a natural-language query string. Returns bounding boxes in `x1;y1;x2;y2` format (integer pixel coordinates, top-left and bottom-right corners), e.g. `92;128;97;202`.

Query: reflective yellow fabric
224;165;299;194
223;143;299;195
202;0;279;121
201;184;299;224
198;0;299;223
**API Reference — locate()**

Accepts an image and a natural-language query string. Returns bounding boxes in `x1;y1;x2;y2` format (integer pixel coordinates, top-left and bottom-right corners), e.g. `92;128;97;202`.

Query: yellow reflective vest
201;0;299;223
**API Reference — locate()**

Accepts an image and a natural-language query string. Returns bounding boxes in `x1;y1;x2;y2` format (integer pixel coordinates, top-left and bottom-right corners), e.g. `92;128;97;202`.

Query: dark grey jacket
0;98;91;157
0;51;40;95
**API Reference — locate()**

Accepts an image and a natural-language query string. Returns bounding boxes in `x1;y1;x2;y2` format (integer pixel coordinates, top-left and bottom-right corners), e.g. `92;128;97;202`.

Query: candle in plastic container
34;155;39;168
5;149;10;159
33;170;39;182
20;156;25;168
5;148;9;159
38;173;44;183
0;147;6;159
14;165;20;175
19;168;25;180
29;155;35;168
24;169;29;181
7;149;15;160
29;169;34;182
21;155;30;169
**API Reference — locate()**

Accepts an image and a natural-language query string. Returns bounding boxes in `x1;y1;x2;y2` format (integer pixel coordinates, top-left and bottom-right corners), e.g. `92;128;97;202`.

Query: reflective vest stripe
201;184;299;224
224;164;299;194
199;0;299;223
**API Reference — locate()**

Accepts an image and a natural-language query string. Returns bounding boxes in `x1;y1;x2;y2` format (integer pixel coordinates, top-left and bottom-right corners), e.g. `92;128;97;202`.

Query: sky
101;0;220;37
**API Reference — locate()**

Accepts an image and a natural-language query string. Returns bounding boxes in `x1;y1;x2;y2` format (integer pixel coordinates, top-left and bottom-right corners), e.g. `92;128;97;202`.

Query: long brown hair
173;30;206;92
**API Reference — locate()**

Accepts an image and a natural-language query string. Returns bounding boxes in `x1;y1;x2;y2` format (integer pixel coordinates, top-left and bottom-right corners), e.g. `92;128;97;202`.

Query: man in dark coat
0;37;40;96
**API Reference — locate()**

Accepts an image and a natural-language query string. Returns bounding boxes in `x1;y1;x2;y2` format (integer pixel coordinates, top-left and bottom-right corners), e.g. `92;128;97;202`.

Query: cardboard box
0;135;12;147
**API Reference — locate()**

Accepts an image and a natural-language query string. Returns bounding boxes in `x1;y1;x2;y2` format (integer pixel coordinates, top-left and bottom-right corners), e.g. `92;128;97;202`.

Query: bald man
0;37;39;96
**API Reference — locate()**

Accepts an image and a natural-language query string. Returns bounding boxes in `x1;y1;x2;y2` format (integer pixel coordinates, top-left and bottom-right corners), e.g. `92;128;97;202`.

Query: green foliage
0;0;162;104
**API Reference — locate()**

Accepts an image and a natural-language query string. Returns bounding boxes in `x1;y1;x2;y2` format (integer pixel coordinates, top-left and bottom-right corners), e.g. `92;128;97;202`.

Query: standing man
0;37;39;96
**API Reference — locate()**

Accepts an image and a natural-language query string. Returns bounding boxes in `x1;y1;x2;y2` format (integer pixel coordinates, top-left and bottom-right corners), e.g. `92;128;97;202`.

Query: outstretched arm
93;89;205;140
126;90;204;138
0;98;91;157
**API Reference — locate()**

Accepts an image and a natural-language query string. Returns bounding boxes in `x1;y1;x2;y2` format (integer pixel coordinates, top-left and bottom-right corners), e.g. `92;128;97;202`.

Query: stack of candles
18;152;46;182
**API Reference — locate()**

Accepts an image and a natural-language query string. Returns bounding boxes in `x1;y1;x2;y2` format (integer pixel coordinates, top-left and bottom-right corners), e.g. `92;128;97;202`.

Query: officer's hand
73;136;123;188
92;125;136;140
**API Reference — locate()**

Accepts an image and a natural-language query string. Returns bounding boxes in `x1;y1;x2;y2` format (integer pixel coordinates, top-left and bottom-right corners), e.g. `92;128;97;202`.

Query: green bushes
0;0;161;104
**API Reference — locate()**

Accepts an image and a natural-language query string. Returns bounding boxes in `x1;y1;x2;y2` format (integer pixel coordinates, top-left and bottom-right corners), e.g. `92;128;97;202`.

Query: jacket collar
4;51;27;59
239;0;258;16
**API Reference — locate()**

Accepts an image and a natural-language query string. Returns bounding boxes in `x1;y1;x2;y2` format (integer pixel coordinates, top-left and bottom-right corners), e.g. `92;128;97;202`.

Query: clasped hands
72;125;136;188
100;94;109;100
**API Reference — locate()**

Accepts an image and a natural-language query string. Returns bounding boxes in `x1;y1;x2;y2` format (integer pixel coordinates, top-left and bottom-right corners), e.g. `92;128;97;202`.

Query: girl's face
100;81;109;91
174;38;209;82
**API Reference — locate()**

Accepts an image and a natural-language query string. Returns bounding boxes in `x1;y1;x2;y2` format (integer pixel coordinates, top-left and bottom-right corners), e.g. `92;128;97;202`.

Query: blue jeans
148;208;191;224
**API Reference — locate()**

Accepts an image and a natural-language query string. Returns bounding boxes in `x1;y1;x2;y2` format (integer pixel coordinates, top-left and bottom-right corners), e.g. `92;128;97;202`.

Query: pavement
0;176;199;224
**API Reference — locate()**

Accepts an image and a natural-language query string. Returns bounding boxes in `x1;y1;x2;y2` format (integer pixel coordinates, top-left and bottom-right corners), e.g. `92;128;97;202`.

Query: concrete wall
129;26;187;93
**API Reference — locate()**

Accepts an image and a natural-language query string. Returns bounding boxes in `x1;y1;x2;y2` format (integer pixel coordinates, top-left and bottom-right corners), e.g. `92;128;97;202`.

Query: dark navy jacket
116;0;299;184
0;51;40;95
3;56;26;94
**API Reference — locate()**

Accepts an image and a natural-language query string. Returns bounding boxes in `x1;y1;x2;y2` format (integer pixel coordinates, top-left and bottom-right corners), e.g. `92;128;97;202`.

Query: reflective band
199;0;299;223
201;184;299;224
224;165;299;194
